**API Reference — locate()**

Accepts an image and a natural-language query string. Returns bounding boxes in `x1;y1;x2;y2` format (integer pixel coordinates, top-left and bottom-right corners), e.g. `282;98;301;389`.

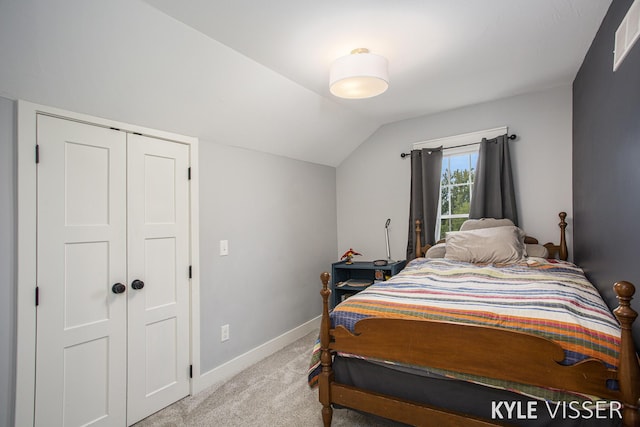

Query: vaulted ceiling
0;1;611;166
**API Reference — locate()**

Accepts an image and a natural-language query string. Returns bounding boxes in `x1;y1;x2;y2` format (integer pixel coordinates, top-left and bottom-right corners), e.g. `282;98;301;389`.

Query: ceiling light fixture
329;48;389;99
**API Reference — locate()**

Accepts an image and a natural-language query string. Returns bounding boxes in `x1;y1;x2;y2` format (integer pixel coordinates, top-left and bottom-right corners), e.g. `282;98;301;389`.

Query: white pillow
445;226;525;264
425;243;446;258
459;218;515;231
525;243;549;258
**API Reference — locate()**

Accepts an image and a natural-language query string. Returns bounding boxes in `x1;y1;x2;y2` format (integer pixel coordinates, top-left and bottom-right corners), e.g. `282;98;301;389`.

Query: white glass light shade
329;49;389;99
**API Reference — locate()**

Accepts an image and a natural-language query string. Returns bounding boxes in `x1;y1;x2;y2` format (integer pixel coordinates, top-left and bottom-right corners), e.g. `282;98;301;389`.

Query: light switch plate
221;324;230;342
220;239;229;256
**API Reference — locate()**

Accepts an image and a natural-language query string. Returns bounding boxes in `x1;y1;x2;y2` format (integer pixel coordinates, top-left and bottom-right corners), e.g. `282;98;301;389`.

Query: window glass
438;149;478;240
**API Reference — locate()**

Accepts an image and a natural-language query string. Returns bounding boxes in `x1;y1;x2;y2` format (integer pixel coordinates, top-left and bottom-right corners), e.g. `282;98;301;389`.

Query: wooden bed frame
318;213;640;426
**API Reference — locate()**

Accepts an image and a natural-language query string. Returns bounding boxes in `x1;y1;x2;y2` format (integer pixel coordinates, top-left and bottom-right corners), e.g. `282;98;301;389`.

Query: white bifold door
35;115;191;427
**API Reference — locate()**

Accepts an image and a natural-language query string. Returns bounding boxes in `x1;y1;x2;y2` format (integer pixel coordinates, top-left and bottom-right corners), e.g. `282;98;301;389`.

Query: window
412;126;507;243
438;148;478;240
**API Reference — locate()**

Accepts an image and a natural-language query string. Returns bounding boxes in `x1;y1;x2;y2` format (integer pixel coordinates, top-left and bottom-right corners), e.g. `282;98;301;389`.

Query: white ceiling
0;1;611;167
145;0;610;123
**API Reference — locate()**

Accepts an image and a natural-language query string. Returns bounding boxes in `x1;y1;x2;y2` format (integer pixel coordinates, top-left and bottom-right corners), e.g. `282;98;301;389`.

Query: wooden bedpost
544;212;569;260
558;212;568;261
319;272;333;427
415;219;424;258
613;281;640;427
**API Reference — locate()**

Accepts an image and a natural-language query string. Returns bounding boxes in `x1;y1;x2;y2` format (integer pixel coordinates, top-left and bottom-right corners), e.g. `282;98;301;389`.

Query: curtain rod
400;134;517;159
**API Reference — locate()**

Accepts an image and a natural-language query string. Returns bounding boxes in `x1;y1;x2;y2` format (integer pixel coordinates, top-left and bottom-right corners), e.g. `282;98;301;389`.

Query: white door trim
15;101;201;426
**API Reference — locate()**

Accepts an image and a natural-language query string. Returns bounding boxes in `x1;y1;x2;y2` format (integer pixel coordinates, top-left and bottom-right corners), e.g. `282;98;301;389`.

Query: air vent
614;0;640;71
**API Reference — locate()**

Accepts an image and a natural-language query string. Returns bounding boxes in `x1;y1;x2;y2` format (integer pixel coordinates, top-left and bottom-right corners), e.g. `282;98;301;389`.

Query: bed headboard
541;212;568;261
415;212;568;261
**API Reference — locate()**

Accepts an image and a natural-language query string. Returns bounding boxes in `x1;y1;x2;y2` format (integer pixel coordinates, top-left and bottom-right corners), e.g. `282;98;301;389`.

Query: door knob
112;283;126;294
131;279;145;290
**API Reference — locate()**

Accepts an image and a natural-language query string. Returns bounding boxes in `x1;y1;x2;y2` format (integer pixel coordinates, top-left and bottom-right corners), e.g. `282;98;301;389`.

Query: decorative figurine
340;248;362;264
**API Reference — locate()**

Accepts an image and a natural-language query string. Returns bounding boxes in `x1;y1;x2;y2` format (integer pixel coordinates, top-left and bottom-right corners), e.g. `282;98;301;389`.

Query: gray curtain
469;134;518;225
406;147;443;260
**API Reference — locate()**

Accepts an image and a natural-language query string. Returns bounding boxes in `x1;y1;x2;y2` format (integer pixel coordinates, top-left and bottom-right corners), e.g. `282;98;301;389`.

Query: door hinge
35;286;39;306
189;365;193;378
35;145;40;164
188;167;191;180
189;265;192;279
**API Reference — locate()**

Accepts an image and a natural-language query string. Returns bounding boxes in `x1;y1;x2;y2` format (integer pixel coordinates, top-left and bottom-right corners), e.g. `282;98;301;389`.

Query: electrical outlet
221;324;230;342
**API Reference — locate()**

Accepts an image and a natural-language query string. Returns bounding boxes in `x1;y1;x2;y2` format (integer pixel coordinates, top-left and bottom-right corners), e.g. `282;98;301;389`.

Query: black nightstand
330;260;406;309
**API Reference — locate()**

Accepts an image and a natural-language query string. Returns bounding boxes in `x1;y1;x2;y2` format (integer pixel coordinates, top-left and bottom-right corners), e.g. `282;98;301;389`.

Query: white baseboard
192;315;320;395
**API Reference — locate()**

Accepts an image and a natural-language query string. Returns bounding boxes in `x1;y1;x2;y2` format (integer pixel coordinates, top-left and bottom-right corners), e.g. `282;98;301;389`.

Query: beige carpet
133;330;405;427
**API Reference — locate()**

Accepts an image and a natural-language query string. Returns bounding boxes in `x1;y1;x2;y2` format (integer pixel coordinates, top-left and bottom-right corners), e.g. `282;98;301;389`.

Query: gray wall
0;2;341;420
0;100;337;421
198;141;336;370
0;97;16;427
337;86;574;262
0;0;341;420
573;0;640;350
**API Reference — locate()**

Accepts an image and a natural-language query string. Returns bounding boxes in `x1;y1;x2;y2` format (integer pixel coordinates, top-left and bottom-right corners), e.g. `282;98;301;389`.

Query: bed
309;213;639;426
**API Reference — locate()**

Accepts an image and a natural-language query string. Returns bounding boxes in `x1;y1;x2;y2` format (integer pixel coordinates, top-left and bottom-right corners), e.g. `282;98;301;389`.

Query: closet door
126;134;191;424
35;116;127;427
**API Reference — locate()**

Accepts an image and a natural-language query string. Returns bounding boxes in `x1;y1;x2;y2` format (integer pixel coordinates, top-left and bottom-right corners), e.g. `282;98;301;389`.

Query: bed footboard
318;273;640;426
319;272;333;426
614;281;640;426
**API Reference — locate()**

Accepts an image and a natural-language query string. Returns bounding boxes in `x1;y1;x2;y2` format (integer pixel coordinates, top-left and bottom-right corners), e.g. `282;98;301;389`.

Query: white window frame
412;126;507;241
438;147;478;239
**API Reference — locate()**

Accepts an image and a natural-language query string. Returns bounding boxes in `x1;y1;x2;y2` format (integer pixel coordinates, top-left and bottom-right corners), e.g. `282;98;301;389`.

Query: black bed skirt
333;356;622;427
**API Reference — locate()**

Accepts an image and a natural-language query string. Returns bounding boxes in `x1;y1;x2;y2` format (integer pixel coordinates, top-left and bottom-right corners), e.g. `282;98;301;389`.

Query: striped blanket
308;257;621;400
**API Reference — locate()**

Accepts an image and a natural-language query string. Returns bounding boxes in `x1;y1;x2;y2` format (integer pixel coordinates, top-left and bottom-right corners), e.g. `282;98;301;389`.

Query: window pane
449;155;467;174
441;168;450;185
441;187;450;215
438;149;478;239
449;155;468;185
470;152;478;182
451;185;471;215
441;157;449;174
440;218;451;240
451;217;466;232
441;158;450;185
450;155;475;185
